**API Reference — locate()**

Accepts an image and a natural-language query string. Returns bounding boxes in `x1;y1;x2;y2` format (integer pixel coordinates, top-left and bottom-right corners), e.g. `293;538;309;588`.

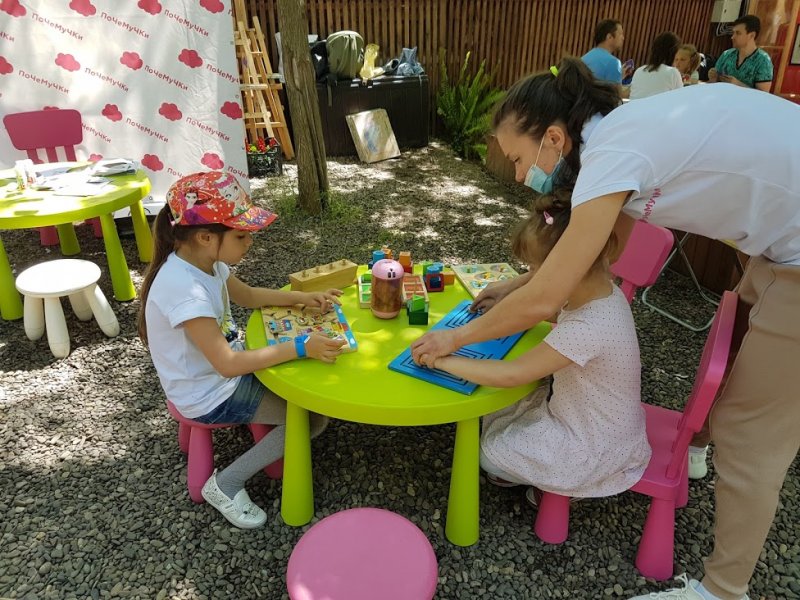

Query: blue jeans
193;374;267;425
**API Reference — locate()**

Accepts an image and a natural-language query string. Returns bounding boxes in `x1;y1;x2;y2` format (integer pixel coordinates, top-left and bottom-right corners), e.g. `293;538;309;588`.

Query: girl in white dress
433;191;651;505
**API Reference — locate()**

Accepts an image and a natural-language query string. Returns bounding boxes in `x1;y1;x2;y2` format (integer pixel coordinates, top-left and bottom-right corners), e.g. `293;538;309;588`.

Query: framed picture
791;24;800;65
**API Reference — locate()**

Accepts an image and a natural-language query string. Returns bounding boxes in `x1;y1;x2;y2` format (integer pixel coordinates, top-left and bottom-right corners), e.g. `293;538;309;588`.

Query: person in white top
411;57;800;600
433;191;650;507
139;171;345;529
629;31;684;100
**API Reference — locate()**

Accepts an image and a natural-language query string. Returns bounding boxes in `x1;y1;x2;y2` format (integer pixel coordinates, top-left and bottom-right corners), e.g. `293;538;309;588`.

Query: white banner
0;0;248;211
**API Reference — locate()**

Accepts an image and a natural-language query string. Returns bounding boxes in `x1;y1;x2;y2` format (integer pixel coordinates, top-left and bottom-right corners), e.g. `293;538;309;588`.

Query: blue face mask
524;135;563;194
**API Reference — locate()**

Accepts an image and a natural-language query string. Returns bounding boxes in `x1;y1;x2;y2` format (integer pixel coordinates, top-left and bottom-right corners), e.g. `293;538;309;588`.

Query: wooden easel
232;0;294;159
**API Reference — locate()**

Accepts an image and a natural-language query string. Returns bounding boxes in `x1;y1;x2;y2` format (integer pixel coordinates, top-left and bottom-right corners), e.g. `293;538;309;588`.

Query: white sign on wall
0;0;248;214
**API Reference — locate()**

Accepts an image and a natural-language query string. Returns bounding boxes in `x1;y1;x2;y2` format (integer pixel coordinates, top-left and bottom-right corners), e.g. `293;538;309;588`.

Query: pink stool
166;401;284;503
287;508;438;600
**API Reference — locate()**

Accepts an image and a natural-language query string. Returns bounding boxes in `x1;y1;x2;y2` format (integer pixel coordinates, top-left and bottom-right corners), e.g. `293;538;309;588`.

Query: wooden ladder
232;1;294;159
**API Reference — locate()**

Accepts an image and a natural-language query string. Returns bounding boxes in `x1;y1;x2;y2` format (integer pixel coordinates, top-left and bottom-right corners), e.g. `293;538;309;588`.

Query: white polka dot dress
481;285;651;497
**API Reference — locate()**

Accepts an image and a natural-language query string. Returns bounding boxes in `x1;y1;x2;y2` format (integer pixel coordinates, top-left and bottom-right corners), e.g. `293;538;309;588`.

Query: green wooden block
408;294;426;312
421;261;433;275
407;308;429;325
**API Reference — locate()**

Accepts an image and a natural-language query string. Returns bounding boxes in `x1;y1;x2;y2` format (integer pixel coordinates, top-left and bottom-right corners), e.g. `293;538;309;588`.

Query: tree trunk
276;0;328;215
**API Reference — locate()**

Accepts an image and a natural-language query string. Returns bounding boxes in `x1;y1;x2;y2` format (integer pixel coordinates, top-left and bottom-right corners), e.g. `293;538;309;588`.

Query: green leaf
436;50;505;160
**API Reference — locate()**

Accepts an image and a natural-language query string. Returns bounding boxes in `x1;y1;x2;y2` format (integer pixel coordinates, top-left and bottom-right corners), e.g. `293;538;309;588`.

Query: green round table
246;265;549;546
0;169;153;320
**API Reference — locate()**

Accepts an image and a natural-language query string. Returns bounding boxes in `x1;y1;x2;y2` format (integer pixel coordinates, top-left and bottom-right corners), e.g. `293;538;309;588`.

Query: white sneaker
688;445;709;480
201;471;267;529
628;574;750;600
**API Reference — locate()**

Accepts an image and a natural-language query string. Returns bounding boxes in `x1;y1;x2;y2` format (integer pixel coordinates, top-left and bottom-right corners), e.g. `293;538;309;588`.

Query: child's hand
305;333;346;363
302;289;342;313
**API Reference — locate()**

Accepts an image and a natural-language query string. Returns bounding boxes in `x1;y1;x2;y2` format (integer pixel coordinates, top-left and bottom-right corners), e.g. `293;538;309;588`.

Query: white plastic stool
15;259;120;358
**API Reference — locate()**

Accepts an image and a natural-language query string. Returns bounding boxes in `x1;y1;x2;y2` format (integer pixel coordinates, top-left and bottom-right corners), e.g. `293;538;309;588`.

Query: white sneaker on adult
201;471;267;529
688;445;709;480
628;574;750;600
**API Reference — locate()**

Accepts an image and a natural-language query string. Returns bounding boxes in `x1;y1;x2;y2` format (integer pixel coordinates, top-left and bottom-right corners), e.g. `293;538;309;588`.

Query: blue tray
388;300;524;394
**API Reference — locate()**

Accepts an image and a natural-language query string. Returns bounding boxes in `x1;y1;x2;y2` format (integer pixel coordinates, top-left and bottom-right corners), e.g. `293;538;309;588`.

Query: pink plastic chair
3;109;103;245
611;221;675;303
533;291;737;580
166;400;284;503
287;508;438;600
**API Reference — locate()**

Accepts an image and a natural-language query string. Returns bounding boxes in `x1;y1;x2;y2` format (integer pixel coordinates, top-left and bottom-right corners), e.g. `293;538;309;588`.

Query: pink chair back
3;109;83;164
611;221;675;302
666;290;737;479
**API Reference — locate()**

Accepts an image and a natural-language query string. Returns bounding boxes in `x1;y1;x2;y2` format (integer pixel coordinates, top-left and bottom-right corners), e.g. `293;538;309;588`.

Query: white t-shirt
629;64;683;100
145;253;241;418
572;84;800;265
481;286;651;497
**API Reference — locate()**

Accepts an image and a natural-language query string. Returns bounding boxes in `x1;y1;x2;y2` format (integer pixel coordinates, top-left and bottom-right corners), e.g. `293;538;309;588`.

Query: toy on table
451;263;520;298
402;274;429;325
398;251;413;274
261;303;357;352
424;262;445;293
388;300;524;394
357;273;372;308
289;259;358;293
370;259;405;319
368;250;385;269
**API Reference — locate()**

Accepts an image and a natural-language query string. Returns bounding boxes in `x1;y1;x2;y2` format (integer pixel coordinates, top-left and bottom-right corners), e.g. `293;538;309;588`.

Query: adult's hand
719;74;744;87
410;328;461;368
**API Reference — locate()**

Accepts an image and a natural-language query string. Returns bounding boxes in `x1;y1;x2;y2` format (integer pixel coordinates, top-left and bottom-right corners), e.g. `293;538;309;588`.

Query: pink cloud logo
141;154;163;171
88;154;103;162
120;51;143;70
220;101;243;120
101;104;123;122
1;0;26;17
178;49;203;68
201;153;224;169
69;0;96;16
158;102;182;121
0;56;12;75
55;53;80;72
137;0;161;15
200;0;224;13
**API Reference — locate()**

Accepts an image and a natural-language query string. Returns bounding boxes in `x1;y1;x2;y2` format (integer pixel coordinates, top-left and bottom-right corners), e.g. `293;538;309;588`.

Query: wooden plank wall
244;0;729;126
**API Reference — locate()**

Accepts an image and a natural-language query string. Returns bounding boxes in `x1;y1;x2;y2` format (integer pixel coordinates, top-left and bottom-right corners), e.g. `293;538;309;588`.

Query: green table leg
0;236;23;320
99;213;136;301
281;402;314;526
56;223;80;256
446;417;481;546
129;200;153;263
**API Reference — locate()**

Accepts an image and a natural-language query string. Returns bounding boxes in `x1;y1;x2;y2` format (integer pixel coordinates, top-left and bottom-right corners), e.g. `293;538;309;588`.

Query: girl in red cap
138;171;344;529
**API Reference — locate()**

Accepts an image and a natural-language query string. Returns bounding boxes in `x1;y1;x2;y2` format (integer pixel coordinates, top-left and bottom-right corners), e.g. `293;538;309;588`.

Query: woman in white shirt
629;31;684;99
411;57;800;600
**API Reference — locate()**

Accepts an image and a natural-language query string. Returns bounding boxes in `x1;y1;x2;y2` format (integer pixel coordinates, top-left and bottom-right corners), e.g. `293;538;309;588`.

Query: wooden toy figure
424;263;445;292
371;259;405;318
398;251;413;274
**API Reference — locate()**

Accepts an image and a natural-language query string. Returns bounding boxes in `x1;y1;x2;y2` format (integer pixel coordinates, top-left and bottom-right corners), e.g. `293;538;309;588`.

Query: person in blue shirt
710;15;773;91
582;19;633;91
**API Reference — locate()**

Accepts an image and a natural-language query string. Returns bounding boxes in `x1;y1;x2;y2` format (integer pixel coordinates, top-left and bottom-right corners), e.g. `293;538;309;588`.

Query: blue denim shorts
193;373;267;425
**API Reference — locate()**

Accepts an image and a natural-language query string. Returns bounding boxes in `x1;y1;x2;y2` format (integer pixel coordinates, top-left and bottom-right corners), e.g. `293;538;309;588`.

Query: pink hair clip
543;210;554;225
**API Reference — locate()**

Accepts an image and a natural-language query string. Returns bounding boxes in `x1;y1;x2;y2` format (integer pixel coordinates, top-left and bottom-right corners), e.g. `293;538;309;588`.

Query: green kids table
0;169;152;320
246;265;549;546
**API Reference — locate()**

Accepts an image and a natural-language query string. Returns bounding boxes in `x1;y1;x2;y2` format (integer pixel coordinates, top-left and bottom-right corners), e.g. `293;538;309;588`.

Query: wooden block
289;259;358;292
443;271;455;285
357;273;372;308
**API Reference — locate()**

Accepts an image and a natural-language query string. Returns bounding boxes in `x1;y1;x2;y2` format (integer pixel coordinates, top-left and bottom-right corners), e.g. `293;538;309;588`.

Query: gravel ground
1;143;797;600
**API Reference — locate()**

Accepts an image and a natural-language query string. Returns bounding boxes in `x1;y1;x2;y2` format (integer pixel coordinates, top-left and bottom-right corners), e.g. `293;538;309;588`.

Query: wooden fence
244;0;730;126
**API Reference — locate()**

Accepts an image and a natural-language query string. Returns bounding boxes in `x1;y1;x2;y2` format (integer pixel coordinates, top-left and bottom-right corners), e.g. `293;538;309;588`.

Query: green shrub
436;49;505;161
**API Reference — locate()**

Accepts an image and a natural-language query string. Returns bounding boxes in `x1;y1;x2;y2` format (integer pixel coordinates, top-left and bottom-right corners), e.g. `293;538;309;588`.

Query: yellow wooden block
289;259;358;292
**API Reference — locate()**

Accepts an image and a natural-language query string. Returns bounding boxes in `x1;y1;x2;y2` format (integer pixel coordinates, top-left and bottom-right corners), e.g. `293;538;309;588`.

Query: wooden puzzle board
388;300;523;394
261;304;357;352
452;263;520;298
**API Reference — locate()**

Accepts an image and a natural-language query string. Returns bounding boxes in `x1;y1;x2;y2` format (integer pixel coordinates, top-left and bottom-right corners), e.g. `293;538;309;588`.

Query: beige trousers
700;256;800;599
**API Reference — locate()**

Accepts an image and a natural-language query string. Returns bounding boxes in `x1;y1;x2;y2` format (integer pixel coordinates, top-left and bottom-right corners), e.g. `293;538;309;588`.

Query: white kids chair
15;259;120;358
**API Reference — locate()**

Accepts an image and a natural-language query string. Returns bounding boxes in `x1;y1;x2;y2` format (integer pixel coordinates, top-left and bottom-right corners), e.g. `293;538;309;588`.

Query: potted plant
246;137;282;177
